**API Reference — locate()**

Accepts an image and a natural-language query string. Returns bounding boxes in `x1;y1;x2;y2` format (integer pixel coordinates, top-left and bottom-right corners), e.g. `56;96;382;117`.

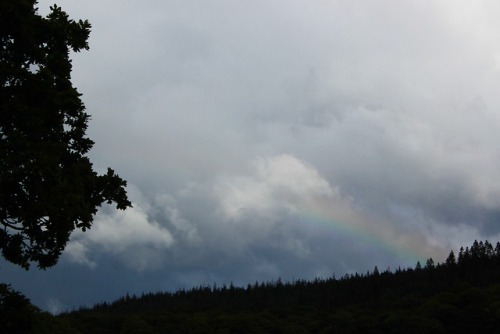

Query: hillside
62;240;500;333
4;240;500;333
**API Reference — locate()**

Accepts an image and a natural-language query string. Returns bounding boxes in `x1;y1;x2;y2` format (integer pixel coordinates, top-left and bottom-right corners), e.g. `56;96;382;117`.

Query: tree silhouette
0;1;131;269
445;250;456;266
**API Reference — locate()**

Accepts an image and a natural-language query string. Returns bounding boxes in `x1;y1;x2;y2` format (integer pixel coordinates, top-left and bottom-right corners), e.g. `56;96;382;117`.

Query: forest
3;239;500;333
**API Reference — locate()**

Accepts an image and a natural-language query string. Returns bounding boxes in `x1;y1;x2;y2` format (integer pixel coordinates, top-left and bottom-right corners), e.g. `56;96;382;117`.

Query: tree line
51;239;500;333
4;239;500;332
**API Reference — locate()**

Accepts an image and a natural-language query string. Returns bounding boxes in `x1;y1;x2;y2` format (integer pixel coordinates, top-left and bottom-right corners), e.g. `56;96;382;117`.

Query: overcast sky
4;0;500;313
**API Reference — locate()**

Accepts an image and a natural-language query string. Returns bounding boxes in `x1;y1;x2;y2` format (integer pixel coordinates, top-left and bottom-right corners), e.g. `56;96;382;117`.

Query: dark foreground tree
0;1;131;269
0;283;38;333
0;284;79;333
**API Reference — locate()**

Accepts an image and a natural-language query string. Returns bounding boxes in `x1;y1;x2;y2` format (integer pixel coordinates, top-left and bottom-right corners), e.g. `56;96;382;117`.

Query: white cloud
64;241;96;269
156;193;200;243
46;298;65;315
65;197;174;271
215;154;338;221
87;205;174;253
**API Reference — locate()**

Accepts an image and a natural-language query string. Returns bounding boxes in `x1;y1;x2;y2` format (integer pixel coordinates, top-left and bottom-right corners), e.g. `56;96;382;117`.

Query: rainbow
294;196;443;266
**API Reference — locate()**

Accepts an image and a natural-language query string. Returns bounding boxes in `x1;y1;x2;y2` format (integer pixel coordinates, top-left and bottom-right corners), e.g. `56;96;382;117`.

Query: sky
4;0;500;313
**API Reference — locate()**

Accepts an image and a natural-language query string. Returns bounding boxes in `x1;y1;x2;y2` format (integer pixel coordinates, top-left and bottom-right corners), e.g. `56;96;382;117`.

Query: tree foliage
0;0;131;269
